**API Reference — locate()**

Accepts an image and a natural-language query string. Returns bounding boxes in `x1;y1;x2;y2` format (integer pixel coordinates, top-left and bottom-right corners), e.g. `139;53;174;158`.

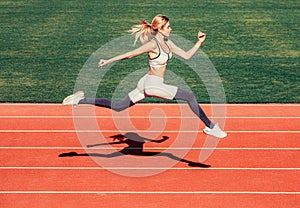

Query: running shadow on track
59;132;211;168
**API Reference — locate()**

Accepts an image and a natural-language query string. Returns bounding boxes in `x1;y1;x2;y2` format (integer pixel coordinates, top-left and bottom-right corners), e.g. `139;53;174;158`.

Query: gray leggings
79;88;213;128
79;96;134;112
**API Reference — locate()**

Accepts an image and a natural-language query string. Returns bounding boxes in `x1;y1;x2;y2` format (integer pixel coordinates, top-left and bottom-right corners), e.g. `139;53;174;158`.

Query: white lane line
0;103;299;107
0;147;299;150
0;191;299;194
0;130;299;133
1;116;300;119
0;167;299;170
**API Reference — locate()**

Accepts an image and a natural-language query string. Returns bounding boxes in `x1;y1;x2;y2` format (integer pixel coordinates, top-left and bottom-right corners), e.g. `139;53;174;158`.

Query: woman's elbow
184;55;193;60
181;53;193;60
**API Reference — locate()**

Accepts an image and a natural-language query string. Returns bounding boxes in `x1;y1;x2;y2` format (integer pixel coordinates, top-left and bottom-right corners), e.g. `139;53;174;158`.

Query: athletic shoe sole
62;90;85;105
203;123;227;138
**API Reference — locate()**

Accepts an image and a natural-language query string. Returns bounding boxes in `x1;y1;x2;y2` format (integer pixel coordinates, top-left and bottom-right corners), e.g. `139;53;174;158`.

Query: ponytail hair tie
140;20;152;28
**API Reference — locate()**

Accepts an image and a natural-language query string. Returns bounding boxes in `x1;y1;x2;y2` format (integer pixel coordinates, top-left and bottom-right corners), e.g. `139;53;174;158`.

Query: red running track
0;103;299;207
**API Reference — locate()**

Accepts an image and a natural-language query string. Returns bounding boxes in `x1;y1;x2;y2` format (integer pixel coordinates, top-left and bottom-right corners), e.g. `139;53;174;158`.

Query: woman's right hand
98;59;108;68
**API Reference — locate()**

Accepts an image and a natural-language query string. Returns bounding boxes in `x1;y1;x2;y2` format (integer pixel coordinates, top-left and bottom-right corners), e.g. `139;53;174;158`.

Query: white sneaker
203;123;227;138
62;90;85;105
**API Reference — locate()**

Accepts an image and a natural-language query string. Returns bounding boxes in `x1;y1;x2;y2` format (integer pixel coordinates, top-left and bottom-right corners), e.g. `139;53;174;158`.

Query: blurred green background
1;0;299;103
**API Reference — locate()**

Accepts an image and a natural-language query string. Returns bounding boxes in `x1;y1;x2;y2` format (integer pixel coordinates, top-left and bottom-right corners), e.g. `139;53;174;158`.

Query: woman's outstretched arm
98;40;156;68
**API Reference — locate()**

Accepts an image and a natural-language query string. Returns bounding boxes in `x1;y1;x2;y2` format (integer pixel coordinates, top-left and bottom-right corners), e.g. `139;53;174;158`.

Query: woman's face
159;21;172;37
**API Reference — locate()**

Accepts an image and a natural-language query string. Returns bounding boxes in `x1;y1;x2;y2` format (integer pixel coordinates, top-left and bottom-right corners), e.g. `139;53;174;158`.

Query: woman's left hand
98;59;108;68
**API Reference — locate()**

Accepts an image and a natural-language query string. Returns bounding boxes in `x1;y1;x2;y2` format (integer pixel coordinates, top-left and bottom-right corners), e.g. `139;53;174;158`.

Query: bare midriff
148;66;167;78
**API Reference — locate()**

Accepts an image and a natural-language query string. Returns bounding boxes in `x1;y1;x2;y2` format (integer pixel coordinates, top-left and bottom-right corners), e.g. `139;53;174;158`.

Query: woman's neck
155;32;168;42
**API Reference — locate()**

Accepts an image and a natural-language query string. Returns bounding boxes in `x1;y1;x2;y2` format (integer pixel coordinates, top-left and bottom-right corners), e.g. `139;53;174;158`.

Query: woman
63;14;227;138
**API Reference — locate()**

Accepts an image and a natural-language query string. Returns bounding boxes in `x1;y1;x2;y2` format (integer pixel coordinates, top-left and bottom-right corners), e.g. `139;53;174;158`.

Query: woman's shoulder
166;38;174;44
165;38;175;48
142;38;157;48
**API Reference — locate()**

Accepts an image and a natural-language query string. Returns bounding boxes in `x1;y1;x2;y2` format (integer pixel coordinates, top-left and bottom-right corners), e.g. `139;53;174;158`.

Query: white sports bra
148;38;172;68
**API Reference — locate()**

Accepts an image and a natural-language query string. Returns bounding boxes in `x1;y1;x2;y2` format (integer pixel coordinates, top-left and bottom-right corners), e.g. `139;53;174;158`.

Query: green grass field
0;0;299;103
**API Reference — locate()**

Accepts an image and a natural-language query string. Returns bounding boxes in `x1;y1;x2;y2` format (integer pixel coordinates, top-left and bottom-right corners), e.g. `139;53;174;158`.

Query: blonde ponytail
129;15;169;45
129;20;153;45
